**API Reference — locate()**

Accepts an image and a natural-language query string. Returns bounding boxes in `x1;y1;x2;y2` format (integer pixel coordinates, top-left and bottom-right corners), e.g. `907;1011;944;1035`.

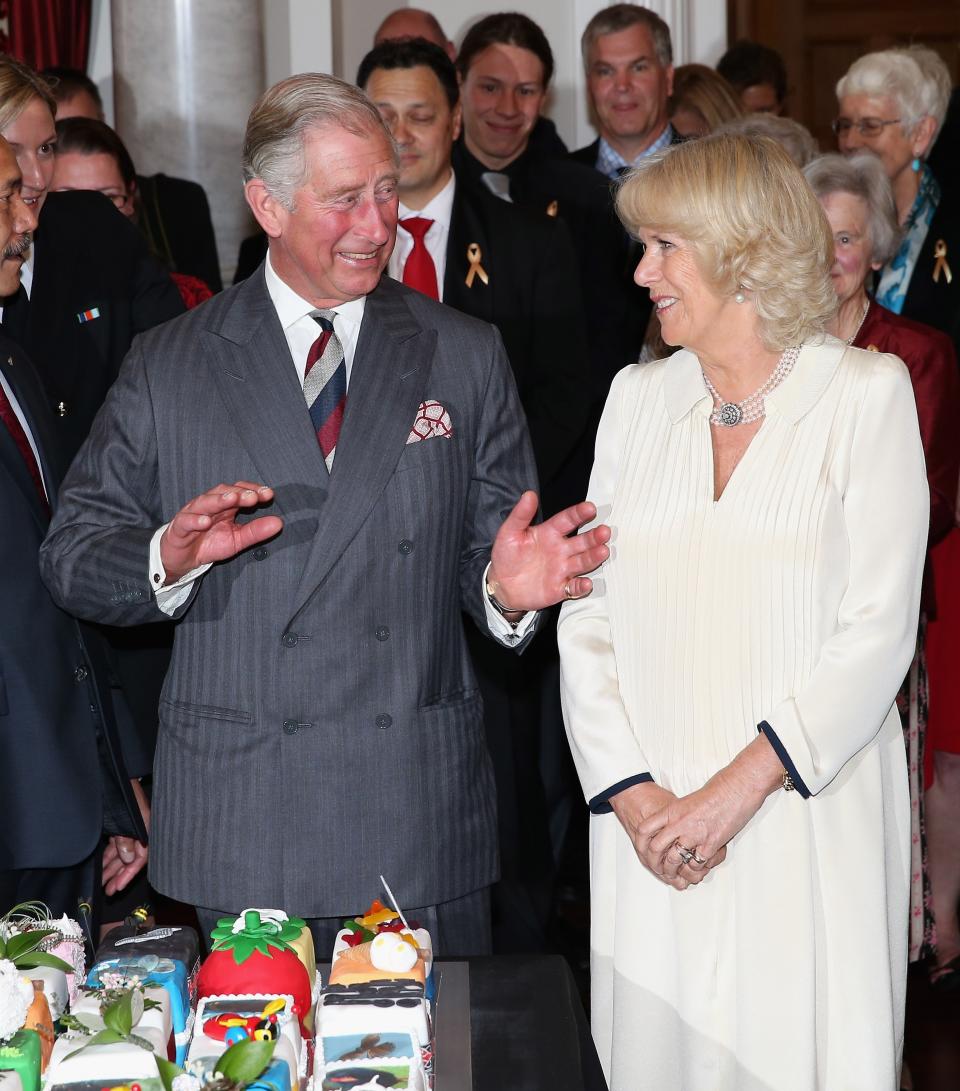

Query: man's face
586;24;673;152
460;43;546;170
0;138;39;296
364;65;460;207
1;96;57;214
255;124;399;308
740;82;781;115
51;150;136;217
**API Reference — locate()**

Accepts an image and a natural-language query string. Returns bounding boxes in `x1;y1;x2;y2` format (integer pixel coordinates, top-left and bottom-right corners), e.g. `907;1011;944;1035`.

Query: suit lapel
0;341;54;529
289;278;435;620
207;270;330;520
443;186;494;324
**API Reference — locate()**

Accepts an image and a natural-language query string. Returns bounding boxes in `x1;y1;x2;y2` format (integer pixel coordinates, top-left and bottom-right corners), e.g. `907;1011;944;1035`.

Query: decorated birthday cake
317;901;434;1090
0;893;439;1091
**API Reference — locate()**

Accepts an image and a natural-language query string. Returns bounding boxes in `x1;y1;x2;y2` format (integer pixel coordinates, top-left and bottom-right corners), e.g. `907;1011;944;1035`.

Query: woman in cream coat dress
558;134;928;1091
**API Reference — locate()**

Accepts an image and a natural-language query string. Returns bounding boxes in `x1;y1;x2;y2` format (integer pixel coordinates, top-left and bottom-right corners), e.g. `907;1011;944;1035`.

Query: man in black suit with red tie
0;133;147;925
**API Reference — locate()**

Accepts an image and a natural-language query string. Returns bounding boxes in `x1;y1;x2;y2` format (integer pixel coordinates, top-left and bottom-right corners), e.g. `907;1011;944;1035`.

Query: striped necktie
303;310;346;470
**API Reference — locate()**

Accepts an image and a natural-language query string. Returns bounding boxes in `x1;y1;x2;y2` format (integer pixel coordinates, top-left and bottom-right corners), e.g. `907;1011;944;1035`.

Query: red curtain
2;0;92;71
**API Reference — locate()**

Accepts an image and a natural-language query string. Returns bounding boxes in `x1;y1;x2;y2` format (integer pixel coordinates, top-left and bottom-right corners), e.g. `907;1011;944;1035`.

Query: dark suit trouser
195;886;492;959
0;849;99;954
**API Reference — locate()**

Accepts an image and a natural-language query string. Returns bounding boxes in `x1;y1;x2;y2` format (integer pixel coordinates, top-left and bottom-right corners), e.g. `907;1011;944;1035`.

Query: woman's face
1;97;57;213
670;105;709;141
835;93;917;185
51;150;136;218
633;229;734;352
819;190;879;307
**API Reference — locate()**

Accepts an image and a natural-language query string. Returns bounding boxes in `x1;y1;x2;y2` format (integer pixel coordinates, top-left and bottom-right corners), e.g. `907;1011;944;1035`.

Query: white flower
0;960;32;1042
172;1075;202;1091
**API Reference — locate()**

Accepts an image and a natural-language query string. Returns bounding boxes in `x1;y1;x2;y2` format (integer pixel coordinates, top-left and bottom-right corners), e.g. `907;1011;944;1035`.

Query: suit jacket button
375;626;390;641
253;547;268;560
282;719;299;735
375;713;392;730
282;632;299;647
74;666;89;682
398;539;414;554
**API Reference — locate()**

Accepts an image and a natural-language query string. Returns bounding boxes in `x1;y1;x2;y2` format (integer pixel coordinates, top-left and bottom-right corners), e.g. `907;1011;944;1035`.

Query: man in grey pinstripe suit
40;74;609;953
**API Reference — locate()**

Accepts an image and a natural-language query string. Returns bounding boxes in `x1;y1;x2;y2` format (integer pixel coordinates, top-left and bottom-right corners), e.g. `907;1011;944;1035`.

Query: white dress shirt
149;251;534;643
388;171;455;302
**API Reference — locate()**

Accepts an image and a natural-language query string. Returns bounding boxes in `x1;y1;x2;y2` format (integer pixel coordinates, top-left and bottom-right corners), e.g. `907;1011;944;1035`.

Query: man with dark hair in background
716;39;787;116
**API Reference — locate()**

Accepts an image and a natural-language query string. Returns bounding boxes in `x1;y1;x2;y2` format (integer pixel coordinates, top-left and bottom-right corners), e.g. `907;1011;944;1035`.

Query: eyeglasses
831;116;901;138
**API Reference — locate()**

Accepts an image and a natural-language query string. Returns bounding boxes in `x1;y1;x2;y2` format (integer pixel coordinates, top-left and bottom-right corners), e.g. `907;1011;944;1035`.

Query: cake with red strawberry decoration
195;911;314;1037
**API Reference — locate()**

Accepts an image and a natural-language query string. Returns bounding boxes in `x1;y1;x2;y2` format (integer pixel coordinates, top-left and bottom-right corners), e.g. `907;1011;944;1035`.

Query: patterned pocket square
407;400;453;443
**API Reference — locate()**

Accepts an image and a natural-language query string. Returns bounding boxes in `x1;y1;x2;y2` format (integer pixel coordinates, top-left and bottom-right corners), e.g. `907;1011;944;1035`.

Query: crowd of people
2;4;958;1089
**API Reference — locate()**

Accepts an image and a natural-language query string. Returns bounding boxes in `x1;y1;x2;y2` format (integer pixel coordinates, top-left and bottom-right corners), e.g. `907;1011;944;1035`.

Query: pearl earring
734;290;746;304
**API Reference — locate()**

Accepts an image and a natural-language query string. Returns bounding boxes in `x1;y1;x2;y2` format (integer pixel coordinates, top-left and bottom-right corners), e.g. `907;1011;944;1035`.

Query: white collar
398;170;455;230
264;250;367;332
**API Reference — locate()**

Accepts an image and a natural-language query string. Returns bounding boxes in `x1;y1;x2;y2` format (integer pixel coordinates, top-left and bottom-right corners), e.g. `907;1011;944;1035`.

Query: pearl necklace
702;344;801;427
844;298;871;346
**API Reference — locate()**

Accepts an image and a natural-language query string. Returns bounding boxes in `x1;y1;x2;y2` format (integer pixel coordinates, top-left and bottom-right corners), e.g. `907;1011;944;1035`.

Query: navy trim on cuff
758;721;811;799
589;773;654;814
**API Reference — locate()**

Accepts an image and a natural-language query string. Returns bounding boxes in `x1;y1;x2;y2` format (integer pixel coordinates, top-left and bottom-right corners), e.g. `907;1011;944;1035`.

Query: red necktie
399;217;439;300
0;378;49;514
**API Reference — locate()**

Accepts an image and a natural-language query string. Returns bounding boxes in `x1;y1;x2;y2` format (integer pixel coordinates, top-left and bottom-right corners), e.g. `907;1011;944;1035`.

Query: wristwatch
485;576;521;626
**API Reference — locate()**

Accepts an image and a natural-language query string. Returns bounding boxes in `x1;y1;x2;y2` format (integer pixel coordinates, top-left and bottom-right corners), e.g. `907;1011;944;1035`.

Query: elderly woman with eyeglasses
834;46;959;356
805;151;960;975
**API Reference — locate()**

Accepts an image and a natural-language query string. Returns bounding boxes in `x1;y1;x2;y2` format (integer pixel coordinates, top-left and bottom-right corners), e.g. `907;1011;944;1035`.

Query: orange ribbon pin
465;243;489;288
933;239;952;284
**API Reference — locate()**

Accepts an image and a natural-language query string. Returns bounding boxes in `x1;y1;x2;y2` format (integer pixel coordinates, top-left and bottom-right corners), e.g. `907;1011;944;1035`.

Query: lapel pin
5;356;11;366
933;239;952;284
76;307;101;324
465;243;489;288
57;401;67;416
546;199;559;217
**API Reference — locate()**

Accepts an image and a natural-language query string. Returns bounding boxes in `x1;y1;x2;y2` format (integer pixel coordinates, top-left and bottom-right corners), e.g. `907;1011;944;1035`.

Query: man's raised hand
487;490;611;612
159;481;283;584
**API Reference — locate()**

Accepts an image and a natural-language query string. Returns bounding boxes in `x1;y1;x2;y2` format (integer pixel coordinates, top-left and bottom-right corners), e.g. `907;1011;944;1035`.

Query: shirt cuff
481;562;537;647
758;721;811;799
589;772;654;814
149;523;211;615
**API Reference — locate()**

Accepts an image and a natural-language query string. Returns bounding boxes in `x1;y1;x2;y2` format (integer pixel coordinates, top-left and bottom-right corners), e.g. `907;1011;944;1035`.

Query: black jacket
15;190;185;465
1;337;145;869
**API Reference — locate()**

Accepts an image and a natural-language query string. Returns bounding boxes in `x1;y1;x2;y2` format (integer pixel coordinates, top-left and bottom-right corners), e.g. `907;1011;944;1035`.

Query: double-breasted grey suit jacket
40;269;539;917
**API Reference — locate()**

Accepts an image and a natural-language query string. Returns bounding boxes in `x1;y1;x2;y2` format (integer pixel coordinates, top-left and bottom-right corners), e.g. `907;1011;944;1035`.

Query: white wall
88;0;114;124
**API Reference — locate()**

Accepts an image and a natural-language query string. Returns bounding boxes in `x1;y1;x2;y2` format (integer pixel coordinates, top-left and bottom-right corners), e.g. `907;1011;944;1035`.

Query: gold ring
564;582;573;599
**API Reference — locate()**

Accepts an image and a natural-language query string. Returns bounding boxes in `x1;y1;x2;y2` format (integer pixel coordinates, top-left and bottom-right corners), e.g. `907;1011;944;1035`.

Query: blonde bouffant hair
616;133;837;351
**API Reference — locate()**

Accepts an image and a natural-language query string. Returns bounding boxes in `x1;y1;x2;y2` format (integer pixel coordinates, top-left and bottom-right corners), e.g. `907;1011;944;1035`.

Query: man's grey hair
242;72;397;210
581;4;672;69
803;152;902;266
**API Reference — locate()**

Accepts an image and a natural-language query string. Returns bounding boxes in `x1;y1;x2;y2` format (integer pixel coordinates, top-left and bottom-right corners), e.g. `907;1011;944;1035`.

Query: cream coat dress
558;338;928;1091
